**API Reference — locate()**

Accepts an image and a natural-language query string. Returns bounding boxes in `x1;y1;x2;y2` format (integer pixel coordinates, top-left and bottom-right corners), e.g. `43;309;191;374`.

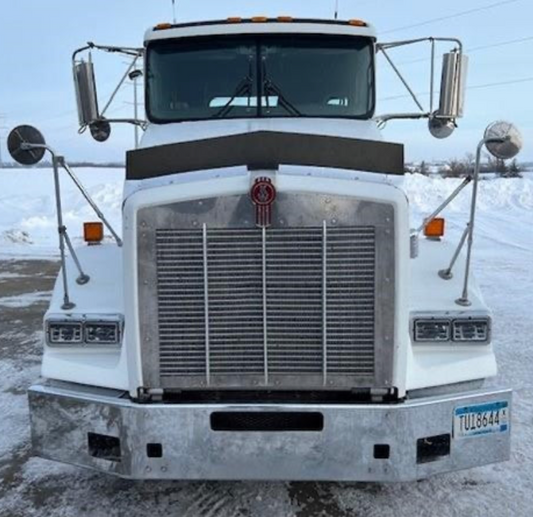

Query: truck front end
25;18;511;482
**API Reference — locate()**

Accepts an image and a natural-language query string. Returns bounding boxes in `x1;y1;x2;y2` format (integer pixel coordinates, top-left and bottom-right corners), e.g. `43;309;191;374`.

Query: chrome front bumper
28;383;512;482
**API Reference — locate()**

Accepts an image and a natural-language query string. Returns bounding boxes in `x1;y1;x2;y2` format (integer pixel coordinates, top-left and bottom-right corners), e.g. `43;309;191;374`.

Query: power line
379;75;533;102
392;34;533;67
382;0;521;35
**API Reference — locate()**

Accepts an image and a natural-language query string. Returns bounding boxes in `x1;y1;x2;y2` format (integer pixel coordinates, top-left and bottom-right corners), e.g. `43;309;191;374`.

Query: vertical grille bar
262;227;269;385
202;224;210;385
322;221;328;386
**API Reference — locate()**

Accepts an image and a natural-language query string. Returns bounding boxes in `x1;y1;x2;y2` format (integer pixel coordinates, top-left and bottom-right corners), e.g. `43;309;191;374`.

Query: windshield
147;35;375;122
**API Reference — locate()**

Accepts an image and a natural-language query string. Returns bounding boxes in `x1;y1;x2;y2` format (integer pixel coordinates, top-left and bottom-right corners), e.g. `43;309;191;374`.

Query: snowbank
0;168;124;258
0;168;531;258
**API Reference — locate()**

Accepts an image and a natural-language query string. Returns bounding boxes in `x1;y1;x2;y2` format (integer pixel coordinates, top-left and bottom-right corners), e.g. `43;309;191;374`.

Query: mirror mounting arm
456;136;509;307
376;36;467;137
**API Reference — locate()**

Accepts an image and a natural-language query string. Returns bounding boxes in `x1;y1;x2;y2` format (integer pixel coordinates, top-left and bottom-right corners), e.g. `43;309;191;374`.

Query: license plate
454;401;509;439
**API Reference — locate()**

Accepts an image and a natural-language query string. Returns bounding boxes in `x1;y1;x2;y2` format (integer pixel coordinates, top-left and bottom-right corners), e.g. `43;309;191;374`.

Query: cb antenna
334;0;339;20
172;0;177;23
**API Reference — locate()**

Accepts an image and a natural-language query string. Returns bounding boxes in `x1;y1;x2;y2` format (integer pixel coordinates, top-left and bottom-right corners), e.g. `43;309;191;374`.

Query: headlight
46;316;123;347
85;321;121;345
412;315;491;344
47;321;84;345
452;319;490;343
414;319;451;342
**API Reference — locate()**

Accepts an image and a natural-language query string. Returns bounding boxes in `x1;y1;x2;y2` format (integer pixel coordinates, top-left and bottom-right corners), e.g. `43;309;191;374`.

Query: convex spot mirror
89;118;112;143
428;117;456;139
484;121;523;160
7;125;47;166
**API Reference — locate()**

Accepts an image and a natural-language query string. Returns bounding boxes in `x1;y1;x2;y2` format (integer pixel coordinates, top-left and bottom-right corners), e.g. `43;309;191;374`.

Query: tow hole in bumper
210;412;324;432
87;432;121;462
417;434;451;464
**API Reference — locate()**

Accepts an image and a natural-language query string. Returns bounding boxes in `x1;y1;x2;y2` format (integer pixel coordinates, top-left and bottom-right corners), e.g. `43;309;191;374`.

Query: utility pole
133;64;140;149
129;65;143;149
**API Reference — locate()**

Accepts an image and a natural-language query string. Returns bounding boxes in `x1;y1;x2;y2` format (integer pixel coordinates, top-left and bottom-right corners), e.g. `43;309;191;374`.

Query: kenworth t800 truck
7;16;522;481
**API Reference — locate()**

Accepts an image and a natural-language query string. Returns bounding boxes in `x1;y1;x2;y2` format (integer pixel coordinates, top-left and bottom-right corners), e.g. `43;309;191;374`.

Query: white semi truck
7;15;522;482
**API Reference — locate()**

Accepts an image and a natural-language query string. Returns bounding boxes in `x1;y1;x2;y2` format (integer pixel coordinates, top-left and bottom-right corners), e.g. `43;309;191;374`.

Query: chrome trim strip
322;220;328;386
202;223;211;385
262;227;269;385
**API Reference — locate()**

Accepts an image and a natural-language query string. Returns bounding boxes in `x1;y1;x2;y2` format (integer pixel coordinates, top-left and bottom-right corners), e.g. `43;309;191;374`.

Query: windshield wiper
262;61;301;116
212;75;253;119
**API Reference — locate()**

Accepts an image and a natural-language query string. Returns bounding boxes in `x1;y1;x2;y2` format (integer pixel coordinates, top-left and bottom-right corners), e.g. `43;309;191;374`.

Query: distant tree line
409;155;523;179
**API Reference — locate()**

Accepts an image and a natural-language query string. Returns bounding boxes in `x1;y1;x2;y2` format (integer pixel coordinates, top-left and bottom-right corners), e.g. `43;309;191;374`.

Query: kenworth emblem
251;177;277;228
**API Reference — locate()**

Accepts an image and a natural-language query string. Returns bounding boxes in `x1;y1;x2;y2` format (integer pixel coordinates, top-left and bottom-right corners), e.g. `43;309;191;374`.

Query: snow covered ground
0;169;532;516
0;168;124;258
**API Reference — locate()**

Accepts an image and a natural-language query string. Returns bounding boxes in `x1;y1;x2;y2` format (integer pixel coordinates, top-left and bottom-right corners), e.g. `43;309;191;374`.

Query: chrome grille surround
138;193;395;390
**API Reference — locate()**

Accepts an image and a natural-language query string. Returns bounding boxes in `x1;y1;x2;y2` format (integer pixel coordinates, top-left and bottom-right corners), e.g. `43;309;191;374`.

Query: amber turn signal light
424;218;446;239
84;222;104;244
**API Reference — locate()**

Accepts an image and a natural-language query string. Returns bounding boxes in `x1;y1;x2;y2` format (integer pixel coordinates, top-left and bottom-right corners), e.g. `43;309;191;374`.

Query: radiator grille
155;226;376;386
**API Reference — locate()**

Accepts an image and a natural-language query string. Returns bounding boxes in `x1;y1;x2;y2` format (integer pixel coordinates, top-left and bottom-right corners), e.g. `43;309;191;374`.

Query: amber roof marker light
348;19;368;27
154;23;173;31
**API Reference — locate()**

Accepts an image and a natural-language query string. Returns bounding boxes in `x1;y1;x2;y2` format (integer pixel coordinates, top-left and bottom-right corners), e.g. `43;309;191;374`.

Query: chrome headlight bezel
412;314;491;345
45;315;124;348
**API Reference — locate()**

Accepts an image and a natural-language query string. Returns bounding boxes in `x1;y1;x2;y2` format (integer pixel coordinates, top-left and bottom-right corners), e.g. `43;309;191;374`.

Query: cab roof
144;18;377;44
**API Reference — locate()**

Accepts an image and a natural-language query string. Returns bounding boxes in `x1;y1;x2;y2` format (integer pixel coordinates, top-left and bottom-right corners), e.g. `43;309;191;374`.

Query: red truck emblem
251;177;277;228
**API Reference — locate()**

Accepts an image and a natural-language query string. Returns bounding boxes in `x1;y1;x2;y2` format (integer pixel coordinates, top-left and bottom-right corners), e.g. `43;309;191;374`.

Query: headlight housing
46;316;123;347
412;315;491;344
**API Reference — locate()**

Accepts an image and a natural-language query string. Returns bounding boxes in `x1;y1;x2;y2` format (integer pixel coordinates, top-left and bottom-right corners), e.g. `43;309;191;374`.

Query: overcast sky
1;0;532;163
